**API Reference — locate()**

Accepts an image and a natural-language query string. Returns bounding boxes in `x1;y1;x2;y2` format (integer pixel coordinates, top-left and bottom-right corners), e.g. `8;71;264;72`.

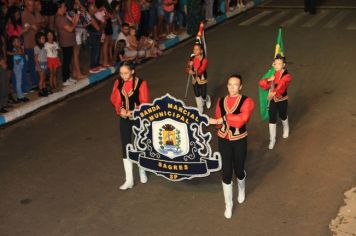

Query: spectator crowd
0;0;246;113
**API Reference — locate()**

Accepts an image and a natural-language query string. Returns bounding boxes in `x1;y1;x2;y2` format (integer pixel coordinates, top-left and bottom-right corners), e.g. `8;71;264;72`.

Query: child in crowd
34;32;48;97
44;30;60;91
139;35;163;57
115;39;135;64
126;26;146;61
7;36;29;102
126;26;161;60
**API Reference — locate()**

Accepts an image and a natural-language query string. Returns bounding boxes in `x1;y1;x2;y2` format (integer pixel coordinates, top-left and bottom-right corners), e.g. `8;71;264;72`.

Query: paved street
1;3;356;236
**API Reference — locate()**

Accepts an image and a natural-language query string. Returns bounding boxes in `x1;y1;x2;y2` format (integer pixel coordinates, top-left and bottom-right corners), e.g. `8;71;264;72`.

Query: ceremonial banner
127;94;221;181
259;28;285;121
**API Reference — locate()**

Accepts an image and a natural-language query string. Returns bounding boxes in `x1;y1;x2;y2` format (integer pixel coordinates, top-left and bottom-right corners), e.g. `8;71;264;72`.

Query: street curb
0;0;262;127
257;5;356;9
0;65;119;127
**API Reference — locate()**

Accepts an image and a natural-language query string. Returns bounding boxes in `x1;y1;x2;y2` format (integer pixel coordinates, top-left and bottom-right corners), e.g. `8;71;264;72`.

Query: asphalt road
1;6;356;236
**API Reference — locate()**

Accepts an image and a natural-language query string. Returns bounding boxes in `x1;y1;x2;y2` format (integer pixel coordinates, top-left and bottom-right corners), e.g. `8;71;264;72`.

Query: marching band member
259;54;292;150
210;74;254;219
186;43;211;113
110;61;150;190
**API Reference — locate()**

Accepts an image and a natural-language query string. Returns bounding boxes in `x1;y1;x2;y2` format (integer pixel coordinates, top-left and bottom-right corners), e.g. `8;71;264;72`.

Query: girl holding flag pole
185;22;211;114
259;54;292;149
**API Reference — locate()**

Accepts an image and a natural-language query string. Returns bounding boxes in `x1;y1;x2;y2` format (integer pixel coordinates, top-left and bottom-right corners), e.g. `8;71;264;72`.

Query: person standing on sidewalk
71;0;88;79
259;54;292;150
209;74;254;219
123;0;141;28
163;0;177;39
0;28;8;112
205;0;215;23
22;0;40;91
55;1;79;86
186;0;203;36
34;32;48;96
45;30;61;91
86;2;104;74
110;61;149;190
8;36;29;102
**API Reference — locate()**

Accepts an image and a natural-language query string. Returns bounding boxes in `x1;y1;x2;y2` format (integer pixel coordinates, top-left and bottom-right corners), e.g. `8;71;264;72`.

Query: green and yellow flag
258;28;285;121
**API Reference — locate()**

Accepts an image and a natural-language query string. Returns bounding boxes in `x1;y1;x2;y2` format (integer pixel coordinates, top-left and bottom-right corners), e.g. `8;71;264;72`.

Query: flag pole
184;74;192;99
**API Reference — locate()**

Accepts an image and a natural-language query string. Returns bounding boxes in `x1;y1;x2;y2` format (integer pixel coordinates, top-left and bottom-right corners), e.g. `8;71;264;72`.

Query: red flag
194;22;207;58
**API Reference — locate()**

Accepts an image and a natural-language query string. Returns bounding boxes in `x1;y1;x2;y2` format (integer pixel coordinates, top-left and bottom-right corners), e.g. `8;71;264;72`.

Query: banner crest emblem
127;94;221;181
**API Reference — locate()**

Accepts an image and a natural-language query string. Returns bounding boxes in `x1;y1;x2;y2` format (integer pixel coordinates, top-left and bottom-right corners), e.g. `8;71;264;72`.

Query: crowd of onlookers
0;0;246;113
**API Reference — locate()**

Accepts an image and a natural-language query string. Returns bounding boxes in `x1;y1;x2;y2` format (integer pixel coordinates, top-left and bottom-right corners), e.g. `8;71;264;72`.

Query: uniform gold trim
218;95;247;141
273;95;288;102
224;95;241;114
192;75;208;85
121;78;140;112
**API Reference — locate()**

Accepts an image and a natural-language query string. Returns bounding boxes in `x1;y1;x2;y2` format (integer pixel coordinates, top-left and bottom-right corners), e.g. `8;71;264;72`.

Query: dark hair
111;0;120;11
6;6;21;31
120;60;135;71
8;35;20;51
46;29;57;42
117;39;126;49
193;41;206;58
35;31;46;49
274;53;286;63
119;61;136;89
122;22;130;28
56;1;66;11
227;74;242;84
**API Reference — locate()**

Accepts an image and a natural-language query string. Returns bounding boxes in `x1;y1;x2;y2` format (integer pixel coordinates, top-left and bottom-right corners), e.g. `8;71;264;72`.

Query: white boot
268;123;276;150
205;95;211;109
195;96;204;114
222;182;233;219
120;159;134;190
282;117;289;139
139;168;148;183
237;172;246;204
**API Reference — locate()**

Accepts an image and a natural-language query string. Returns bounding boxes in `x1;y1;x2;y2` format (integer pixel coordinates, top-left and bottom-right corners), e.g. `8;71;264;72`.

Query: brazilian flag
258;28;285;121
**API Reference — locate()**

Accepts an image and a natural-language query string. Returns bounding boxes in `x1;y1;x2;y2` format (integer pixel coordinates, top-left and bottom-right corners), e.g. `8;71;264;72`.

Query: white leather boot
120;159;134;190
139;168;148;183
195;96;204;114
205;95;211;109
237;172;246;204
268;123;276;150
222;182;233;219
282;117;289;138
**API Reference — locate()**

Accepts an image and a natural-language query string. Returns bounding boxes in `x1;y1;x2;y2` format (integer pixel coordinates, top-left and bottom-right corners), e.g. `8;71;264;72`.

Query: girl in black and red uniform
259;54;292;150
186;43;211;113
210;74;254;219
110;61;150;190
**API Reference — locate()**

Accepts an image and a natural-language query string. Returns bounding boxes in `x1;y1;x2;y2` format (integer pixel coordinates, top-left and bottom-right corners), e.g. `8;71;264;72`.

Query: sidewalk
0;0;261;127
259;0;356;8
330;186;356;236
